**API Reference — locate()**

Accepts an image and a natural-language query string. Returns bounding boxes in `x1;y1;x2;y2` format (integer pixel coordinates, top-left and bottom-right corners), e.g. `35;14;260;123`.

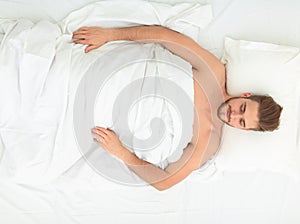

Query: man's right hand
72;27;115;53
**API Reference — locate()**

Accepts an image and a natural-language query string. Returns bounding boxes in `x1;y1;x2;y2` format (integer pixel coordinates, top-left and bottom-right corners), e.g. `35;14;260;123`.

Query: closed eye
240;103;247;127
240;102;246;113
240;119;245;128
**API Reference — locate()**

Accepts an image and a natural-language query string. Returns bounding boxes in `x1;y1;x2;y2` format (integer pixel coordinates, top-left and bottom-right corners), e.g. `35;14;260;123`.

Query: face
217;96;260;130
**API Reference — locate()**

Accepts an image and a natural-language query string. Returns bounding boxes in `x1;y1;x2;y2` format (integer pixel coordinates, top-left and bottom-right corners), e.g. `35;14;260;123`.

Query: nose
230;111;243;120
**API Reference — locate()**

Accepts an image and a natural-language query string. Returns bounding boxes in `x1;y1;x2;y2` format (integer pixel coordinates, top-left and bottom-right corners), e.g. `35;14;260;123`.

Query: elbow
152;183;174;191
154;186;169;192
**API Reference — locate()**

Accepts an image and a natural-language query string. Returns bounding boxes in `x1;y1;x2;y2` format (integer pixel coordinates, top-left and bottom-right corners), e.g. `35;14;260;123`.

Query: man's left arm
92;126;206;191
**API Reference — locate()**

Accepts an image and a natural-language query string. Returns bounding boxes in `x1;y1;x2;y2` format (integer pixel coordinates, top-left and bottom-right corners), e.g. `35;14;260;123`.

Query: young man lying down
73;26;282;191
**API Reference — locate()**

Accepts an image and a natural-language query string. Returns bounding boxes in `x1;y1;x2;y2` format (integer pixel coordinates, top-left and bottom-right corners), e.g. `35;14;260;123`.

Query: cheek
229;120;239;128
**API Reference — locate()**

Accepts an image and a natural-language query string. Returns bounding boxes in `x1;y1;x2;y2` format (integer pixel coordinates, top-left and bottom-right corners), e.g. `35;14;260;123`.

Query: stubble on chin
217;102;227;123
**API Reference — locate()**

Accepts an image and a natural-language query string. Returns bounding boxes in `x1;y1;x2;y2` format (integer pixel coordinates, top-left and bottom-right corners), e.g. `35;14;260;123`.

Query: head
217;93;283;131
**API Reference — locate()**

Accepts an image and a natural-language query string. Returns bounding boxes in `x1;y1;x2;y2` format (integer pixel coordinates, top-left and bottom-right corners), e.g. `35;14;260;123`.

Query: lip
227;107;230;122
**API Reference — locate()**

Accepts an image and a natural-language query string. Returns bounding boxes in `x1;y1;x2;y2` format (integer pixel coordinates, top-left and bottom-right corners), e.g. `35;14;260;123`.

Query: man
72;25;282;191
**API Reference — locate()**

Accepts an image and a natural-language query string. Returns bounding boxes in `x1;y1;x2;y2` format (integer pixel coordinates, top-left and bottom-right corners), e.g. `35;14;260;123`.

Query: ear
240;92;252;98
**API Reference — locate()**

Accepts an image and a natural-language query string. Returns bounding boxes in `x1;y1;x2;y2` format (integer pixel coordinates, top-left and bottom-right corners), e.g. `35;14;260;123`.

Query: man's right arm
72;25;224;76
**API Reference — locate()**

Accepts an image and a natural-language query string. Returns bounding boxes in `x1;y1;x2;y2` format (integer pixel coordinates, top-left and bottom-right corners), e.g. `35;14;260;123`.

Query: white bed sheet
0;0;300;224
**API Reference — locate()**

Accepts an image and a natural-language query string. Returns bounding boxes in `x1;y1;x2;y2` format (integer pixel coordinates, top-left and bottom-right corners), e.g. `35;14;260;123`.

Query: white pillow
215;37;300;180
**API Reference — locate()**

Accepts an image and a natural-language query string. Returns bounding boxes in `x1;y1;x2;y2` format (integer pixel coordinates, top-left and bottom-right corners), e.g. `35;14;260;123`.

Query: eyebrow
241;102;246;128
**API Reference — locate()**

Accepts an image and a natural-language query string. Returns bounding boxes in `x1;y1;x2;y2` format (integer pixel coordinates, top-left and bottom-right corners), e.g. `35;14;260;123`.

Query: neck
223;88;232;101
224;94;232;101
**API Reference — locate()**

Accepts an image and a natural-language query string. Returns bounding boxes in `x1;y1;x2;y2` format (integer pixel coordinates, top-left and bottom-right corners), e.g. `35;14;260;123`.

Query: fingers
72;33;96;53
72;27;101;53
91;127;114;148
73;26;97;36
72;32;90;43
85;45;97;53
95;126;114;136
93;135;104;142
93;137;104;146
74;27;89;33
92;128;106;137
72;33;86;39
72;29;89;44
92;128;107;139
91;128;107;147
92;126;114;139
73;39;88;45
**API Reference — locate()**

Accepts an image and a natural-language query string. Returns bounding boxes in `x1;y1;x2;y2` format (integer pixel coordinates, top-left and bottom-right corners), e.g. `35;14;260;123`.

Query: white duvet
91;43;194;165
0;0;212;184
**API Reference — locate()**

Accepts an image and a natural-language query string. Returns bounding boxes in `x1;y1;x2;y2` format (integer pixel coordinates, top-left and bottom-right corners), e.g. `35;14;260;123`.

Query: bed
0;0;300;223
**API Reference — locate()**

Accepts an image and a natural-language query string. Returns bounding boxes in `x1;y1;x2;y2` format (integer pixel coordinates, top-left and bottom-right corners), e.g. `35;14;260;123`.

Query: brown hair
248;95;283;132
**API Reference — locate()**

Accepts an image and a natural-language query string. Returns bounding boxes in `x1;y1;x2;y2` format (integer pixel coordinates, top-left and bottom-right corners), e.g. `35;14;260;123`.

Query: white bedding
0;1;201;183
91;44;194;166
1;0;300;224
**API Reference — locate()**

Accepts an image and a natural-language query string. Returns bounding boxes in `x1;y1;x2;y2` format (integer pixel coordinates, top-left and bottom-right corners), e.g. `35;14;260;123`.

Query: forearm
109;25;164;42
110;25;195;49
109;25;222;70
118;146;173;191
